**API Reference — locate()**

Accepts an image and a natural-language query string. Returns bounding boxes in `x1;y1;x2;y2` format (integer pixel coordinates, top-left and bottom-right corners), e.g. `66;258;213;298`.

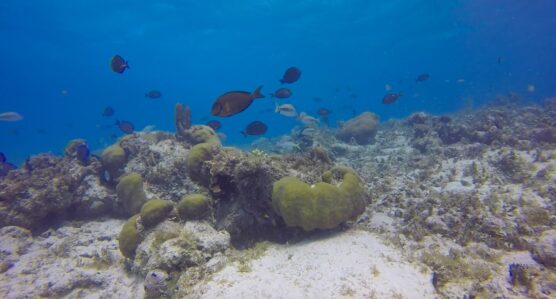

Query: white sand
192;229;436;299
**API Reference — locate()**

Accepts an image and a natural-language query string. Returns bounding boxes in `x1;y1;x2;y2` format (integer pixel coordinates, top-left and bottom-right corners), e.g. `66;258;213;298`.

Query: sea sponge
272;167;366;231
101;144;126;178
116;172;148;216
140;199;174;228
118;214;142;258
186;142;219;185
178;194;210;220
337;112;379;145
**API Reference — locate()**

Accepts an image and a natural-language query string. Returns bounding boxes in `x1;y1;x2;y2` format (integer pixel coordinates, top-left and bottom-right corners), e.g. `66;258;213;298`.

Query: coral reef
2;96;556;298
0;153;114;230
119;132;199;201
336;111;379;145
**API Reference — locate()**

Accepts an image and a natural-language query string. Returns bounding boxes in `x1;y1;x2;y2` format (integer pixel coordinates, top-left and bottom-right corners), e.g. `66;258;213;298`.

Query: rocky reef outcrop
336;111;379;145
0;153;115;230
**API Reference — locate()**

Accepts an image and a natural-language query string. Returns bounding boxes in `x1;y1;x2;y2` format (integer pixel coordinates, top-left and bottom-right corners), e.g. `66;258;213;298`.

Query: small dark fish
317;108;332;116
102;106;115;117
241;121;267;137
75;143;90;164
0;162;17;176
206;120;222;130
382;93;403;104
116;120;134;134
0;152;5;163
416;73;430;82
438;116;451;123
280;67;301;84
497;57;502;64
145;90;162;99
271;88;292;99
211;85;264;117
110;55;129;74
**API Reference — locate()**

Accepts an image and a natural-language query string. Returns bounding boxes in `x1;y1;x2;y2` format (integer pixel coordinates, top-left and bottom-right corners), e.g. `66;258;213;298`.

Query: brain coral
272;167;366;231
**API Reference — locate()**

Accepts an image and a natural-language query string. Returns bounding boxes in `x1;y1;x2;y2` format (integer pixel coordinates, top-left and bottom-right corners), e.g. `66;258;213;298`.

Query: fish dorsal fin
251;85;264;99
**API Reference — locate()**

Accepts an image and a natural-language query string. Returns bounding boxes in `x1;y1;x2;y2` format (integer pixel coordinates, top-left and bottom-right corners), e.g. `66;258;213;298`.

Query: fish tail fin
240;131;247;137
252;85;264;99
126;61;130;69
279;79;284;84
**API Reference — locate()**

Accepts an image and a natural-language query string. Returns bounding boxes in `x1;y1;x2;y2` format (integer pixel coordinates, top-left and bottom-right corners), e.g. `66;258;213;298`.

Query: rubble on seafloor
1;97;556;298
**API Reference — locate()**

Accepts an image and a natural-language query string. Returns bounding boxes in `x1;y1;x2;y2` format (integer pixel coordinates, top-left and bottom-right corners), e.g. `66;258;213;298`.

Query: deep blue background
1;0;555;165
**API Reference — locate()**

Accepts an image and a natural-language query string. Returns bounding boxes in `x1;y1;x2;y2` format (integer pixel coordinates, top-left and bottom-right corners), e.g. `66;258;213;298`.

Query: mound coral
140;199;174;228
186;142;220;185
118;214;143;258
116;173;148;216
337;112;379;145
101;144;126;179
186;125;220;145
178;194;210;220
272;166;366;231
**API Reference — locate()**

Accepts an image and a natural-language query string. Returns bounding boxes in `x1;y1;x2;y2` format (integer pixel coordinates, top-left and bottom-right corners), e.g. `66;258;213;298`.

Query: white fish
300;127;317;136
384;84;392;91
275;103;297;117
142;125;156;132
0;112;23;122
297;112;319;126
527;84;536;93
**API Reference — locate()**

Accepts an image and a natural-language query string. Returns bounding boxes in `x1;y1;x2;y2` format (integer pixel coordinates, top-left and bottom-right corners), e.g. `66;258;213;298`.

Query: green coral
116;173;148;216
186;143;218;185
178;194;210;220
140;199;174;228
272;167;366;231
101;144;126;178
118;214;142;258
187;125;220;145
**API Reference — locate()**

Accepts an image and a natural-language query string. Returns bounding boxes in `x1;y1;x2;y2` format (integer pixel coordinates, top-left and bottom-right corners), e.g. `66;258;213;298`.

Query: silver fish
275;103;297;117
0;112;23;122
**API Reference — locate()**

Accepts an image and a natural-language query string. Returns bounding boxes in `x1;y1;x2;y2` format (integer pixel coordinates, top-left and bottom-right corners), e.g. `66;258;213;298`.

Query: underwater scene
1;0;556;298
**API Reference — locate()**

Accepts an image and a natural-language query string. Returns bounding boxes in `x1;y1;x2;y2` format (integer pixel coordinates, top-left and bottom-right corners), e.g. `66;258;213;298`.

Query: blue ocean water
1;0;555;165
